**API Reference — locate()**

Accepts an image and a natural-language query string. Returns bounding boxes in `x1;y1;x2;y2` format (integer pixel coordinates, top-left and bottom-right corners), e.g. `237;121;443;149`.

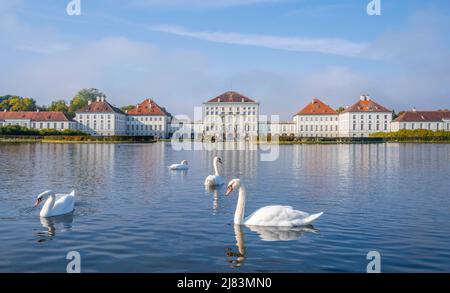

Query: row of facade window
352;114;389;120
0;122;66;129
78;114;112;120
353;123;388;131
205;116;258;122
299;116;338;122
206;111;257;115
128;125;163;131
128;116;163;122
300;125;339;132
205;106;256;111
205;125;257;132
401;123;450;130
79;122;112;130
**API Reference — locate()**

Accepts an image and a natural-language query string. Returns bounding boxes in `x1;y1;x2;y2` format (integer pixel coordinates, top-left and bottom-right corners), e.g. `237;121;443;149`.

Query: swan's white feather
40;190;75;218
169;164;188;170
204;175;224;186
244;205;322;227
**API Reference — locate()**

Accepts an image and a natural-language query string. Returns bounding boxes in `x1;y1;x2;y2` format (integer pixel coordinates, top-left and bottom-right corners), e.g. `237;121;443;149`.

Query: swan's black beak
34;198;42;207
226;186;233;196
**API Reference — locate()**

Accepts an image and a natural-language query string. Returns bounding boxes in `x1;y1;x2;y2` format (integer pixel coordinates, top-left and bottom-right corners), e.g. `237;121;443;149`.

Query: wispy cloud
148;25;370;57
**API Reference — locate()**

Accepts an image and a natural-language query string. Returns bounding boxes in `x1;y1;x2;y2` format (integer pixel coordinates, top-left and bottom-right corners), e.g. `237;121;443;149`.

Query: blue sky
1;0;449;118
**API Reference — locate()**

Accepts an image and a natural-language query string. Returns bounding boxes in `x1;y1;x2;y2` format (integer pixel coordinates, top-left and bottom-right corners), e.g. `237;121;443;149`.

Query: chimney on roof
218;98;221;102
36;109;40;112
412;107;417;112
88;100;92;105
101;96;105;102
3;109;6;112
242;98;244;102
360;94;371;101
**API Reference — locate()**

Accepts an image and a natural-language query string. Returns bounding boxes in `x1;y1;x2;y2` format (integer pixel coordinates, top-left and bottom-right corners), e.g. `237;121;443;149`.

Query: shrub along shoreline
0;125;156;143
370;129;450;142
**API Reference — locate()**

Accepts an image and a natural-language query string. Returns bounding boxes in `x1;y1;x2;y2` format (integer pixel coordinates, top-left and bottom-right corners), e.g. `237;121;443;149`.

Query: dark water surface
0;142;449;272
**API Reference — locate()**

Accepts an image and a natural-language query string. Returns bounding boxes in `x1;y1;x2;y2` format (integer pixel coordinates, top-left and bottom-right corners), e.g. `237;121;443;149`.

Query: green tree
392;110;404;120
68;88;106;114
121;105;135;113
0;95;37;111
336;107;345;113
48;100;69;113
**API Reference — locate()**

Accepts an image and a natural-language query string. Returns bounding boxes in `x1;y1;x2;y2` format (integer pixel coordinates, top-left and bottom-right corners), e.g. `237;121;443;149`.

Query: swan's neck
41;194;55;216
234;186;246;225
213;160;220;176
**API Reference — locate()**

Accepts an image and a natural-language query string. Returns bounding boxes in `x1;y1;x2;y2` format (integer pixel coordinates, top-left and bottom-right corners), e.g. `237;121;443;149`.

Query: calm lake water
0;142;449;272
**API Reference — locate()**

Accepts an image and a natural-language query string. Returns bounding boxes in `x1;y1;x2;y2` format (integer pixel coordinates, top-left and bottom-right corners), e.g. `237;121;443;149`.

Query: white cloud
0;36;218;115
148;25;370;57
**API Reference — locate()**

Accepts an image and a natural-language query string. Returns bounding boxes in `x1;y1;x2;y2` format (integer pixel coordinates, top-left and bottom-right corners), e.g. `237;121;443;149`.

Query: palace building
294;98;339;137
0;110;75;130
338;95;392;137
126;99;172;139
75;96;127;136
202;91;260;141
3;91;446;139
391;109;450;131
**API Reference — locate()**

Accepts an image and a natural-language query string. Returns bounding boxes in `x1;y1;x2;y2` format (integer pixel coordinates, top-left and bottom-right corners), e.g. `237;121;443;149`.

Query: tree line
370;129;450;141
0;88;135;118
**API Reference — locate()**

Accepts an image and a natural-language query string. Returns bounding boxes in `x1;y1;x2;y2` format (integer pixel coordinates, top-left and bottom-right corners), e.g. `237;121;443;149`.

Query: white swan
226;179;323;227
204;156;224;186
34;190;75;218
169;160;189;170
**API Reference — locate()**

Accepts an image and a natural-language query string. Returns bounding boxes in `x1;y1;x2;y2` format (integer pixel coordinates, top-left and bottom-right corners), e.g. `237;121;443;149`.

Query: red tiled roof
77;101;124;114
394;110;450;122
343;96;390;113
0;111;71;122
126;99;170;116
207;91;256;103
295;98;337;115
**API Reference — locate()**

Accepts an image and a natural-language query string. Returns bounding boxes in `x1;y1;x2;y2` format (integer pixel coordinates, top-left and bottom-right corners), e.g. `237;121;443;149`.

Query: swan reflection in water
226;224;318;267
247;225;318;241
36;213;74;243
226;225;246;267
204;185;220;213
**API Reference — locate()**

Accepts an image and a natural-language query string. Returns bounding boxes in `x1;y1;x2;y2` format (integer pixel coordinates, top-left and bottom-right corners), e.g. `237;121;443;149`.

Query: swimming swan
169;160;189;170
34;190;75;218
204;157;224;186
226;179;323;227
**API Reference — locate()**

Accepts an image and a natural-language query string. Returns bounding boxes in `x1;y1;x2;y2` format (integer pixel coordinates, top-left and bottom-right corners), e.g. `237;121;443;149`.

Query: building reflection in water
200;142;259;180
